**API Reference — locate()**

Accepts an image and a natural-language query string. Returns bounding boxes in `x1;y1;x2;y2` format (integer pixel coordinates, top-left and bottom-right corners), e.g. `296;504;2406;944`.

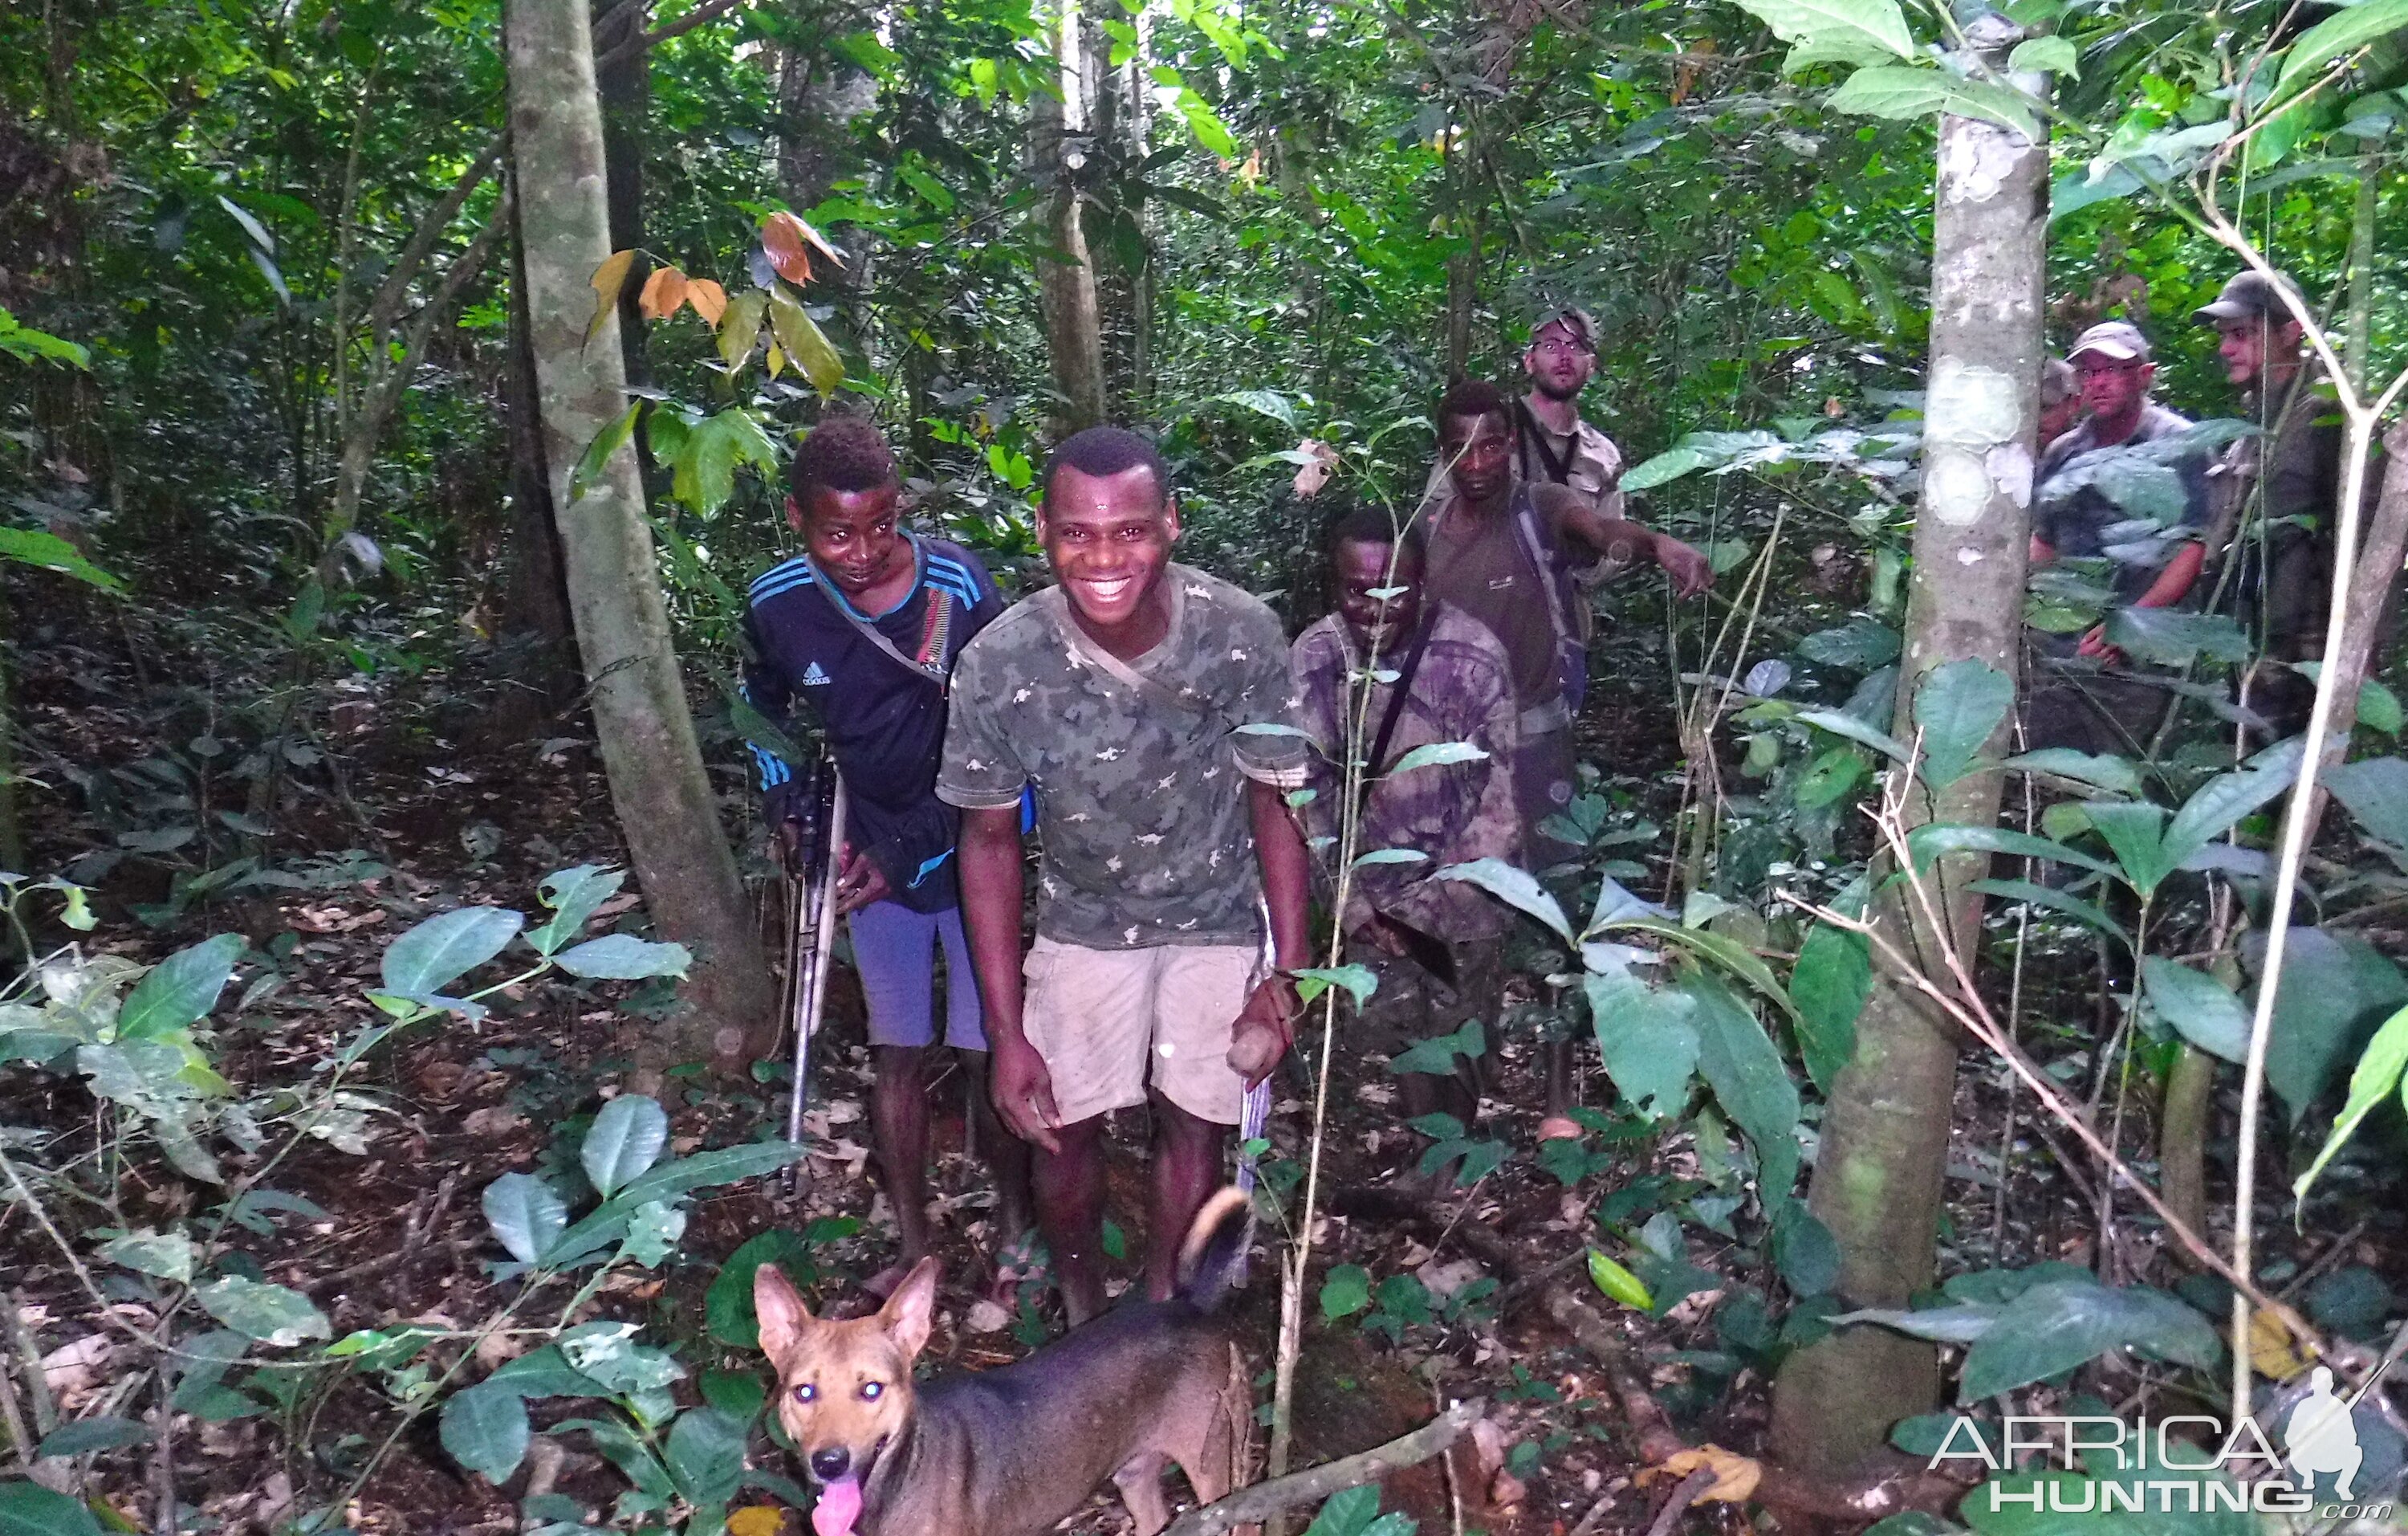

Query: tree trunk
595;0;652;390
1443;209;1483;381
502;176;582;716
1770;15;2046;1480
1031;2;1107;434
503;0;779;1072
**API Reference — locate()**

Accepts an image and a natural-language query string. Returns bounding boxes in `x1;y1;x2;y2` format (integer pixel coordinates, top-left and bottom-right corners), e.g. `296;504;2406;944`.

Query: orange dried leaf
638;266;690;321
760;211;844;286
686;278;729;328
587;249;637;346
1645;1445;1762;1504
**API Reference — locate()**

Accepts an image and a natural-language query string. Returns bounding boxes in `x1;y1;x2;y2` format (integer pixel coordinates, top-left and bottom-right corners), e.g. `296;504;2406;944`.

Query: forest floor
10;599;2398;1535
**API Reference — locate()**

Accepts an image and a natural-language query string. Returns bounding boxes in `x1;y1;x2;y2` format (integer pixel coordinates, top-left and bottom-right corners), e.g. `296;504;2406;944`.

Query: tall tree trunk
502;175;582;717
1769;14;2045;1479
595;0;652;389
1031;0;1108;434
503;0;779;1072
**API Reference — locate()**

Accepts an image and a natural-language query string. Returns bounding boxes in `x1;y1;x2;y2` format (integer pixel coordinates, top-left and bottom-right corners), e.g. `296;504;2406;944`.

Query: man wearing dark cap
2038;356;2081;458
2194;269;2372;736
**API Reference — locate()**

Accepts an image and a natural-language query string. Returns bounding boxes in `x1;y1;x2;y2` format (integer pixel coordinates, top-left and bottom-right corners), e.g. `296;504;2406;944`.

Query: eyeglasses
1531;337;1593;358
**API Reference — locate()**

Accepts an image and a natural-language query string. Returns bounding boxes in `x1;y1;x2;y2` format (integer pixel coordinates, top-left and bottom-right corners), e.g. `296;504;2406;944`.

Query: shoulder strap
1364;614;1438;785
806;554;954;695
1515;400;1574;485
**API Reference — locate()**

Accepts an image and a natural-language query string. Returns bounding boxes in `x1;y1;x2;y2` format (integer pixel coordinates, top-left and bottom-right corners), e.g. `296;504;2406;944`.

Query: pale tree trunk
503;0;779;1072
1031;0;1108;434
502;172;582;717
1769;15;2046;1479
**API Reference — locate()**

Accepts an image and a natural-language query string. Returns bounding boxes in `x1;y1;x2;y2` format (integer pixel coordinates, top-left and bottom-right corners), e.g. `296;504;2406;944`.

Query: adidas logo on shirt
800;662;832;687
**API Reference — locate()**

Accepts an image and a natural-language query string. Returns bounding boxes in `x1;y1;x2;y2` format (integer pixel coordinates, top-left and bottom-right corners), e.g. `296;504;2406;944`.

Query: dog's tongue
811;1475;863;1536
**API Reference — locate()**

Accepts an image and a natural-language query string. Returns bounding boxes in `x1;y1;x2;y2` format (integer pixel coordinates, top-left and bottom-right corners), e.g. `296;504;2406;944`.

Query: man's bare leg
1033;1114;1109;1325
958;1048;1034;1240
869;1045;934;1267
1145;1094;1229;1302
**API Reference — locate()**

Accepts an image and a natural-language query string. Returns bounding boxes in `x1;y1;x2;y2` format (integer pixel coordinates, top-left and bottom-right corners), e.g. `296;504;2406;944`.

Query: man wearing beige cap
2025;320;2210;749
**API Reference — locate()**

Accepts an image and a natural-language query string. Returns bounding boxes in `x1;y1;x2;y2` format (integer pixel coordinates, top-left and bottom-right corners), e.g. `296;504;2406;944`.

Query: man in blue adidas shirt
743;414;1031;1283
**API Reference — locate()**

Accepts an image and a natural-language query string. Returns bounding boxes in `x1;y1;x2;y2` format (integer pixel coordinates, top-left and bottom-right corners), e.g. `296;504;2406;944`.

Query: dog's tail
1175;1187;1254;1314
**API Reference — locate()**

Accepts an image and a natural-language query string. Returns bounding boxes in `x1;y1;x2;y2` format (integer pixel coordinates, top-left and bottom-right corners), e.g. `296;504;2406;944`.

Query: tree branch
593;0;755;71
367;140;503;347
1162;1399;1484;1536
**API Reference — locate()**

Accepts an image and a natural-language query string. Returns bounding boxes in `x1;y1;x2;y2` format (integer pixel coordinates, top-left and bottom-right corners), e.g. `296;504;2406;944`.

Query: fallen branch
1643;1468;1718;1536
1162;1398;1483;1536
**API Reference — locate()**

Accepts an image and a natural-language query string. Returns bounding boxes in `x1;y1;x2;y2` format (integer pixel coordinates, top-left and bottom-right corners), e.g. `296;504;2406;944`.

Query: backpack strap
1515;400;1575;486
805;544;958;694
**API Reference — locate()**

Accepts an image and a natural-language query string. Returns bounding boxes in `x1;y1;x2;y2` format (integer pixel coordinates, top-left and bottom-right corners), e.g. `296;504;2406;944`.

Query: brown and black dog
755;1188;1254;1536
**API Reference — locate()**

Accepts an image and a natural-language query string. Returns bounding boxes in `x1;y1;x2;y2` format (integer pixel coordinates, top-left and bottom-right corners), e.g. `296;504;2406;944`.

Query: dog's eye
859;1381;883;1401
792;1383;816;1403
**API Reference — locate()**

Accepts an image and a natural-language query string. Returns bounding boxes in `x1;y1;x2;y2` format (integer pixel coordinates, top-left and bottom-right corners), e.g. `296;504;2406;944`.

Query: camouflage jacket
938;564;1308;948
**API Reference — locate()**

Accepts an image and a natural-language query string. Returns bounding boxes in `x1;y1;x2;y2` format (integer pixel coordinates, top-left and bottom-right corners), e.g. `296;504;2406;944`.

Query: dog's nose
811;1448;852;1481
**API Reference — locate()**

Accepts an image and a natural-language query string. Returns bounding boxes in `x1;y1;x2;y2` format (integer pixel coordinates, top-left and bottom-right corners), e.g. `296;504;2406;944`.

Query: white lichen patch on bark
1938;116;2033;205
1985;442;2034;507
1922;357;2022;526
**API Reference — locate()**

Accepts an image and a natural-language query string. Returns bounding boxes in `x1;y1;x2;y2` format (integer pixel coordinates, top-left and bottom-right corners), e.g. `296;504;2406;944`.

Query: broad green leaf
117;934;244;1041
767;290;844;398
2084;801;2173;895
1682;971;1802;1198
0;526;120;590
1587;1249;1655;1310
1619;446;1707;491
1829;1302;1999;1344
1956;1280;2219;1402
524;865;626;955
569;400;641;503
716;289;767;373
482;1172;569;1265
382;906;526;1000
1214;389;1296;426
441;1383;531;1482
1351;848;1428;868
99;1229;197;1284
543;1141;809;1268
671;408;780;514
1319;1264;1372;1319
582;1094;670;1198
2294;1002;2408;1204
36;1417;150;1458
1770;1201;1840;1294
2002;749;2141;797
0;1483;104;1535
1967;879;2131;947
1791;918;1869;1094
1387;740;1488;774
193;1277;331;1347
1796;617;1902;671
1827;64;1950;120
1795;707;1911;764
2275;0;2408;100
1586;974;1698;1117
555;935;692;980
1906;824;2113;878
665;1406;750;1506
2161;737;2303;873
1434;858;1572;945
1294;964;1378;1007
2007;35;2078;78
2263;927;2400;1125
1389;1019;1483;1076
1731;0;1914;60
2140;958;2249;1062
706;1230;818;1349
2325;756;2408;847
1912;659;2011;788
2104;608;2253;668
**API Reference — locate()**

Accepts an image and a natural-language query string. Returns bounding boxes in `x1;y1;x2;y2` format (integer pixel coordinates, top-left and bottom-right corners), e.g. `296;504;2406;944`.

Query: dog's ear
879;1256;942;1361
755;1261;814;1360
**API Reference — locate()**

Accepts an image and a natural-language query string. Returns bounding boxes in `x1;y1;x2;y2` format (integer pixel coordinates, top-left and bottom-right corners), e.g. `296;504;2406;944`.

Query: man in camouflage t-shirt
941;427;1312;1325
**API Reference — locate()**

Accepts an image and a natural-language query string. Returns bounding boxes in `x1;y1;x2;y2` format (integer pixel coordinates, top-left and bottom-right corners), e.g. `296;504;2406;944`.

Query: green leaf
525;865;627;955
543;1141;809;1268
2161;737;2303;874
1791;918;1869;1094
2002;749;2141;797
1619;446;1707;491
1771;1201;1841;1294
1388;1019;1483;1075
767;290;845;398
2263;927;2399;1125
440;1383;531;1482
0;1483;104;1536
1797;617;1902;671
2296;1004;2408;1204
582;1095;670;1198
554;935;692;980
2085;801;2173;895
1913;660;2011;788
1213;389;1296;426
1682;972;1802;1199
1795;708;1911;764
1387;741;1488;774
1967;879;2131;947
1731;0;1915;61
2275;0;2408;100
672;408;781;514
0;526;120;590
1587;1249;1656;1310
482;1172;569;1265
569;401;642;503
2325;756;2408;847
382;907;526;1000
716;289;767;373
2103;608;2253;668
1827;64;1950;120
1906;824;2113;878
1434;858;1573;945
2007;35;2078;78
1956;1280;2220;1402
1320;1264;1372;1319
117;935;244;1041
1293;964;1379;1008
706;1230;817;1349
2140;958;2249;1062
665;1406;750;1506
193;1277;331;1347
99;1229;197;1284
1586;974;1698;1117
1351;848;1428;869
38;1417;150;1459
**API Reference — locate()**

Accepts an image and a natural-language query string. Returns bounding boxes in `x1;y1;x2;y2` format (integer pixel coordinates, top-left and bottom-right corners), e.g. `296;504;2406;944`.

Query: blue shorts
847;901;986;1051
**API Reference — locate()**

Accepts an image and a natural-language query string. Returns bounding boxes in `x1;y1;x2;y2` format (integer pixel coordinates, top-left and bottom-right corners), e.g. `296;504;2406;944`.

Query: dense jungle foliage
9;0;2408;1531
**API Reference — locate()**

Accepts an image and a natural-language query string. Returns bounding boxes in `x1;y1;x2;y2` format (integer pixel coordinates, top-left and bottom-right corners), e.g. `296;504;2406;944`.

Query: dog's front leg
1112;1450;1173;1536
